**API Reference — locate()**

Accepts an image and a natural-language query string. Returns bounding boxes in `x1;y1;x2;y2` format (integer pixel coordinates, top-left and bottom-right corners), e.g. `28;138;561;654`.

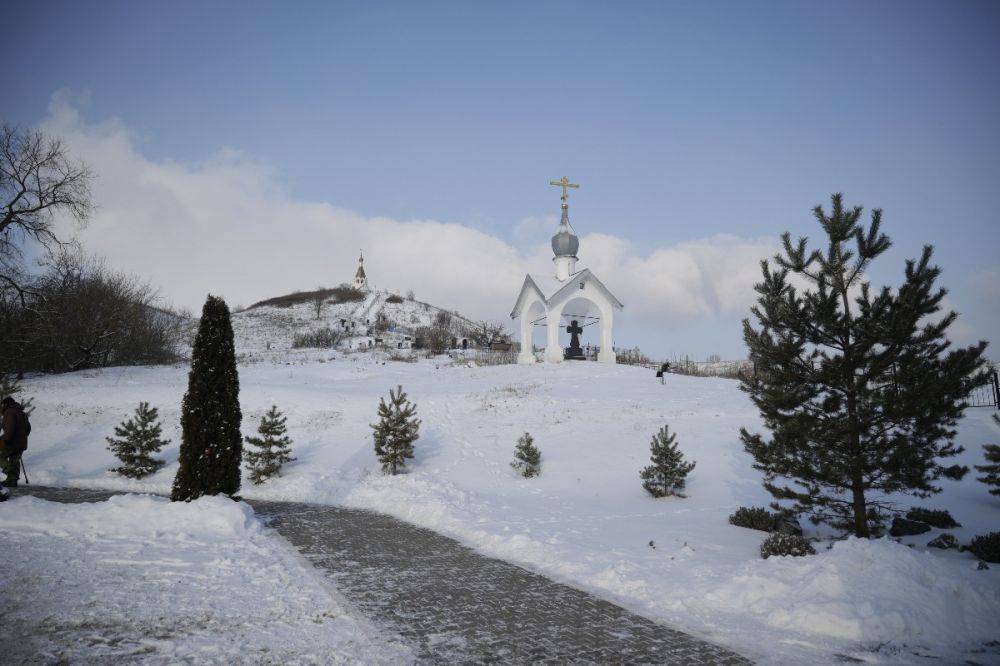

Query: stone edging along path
13;486;751;665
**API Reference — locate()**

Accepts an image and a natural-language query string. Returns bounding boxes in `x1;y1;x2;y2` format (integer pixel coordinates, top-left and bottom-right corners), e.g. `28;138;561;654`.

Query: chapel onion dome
551;206;579;258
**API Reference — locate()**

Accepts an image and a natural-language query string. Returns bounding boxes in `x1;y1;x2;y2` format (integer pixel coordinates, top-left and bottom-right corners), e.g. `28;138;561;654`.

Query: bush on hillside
385;294;403;304
249;286;365;310
760;532;815;559
729;506;777;532
292;327;343;349
905;507;960;529
968;532;1000;563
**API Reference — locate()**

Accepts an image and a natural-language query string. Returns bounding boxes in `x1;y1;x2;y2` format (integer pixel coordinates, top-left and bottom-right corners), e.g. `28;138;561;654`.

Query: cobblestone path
15;486;750;665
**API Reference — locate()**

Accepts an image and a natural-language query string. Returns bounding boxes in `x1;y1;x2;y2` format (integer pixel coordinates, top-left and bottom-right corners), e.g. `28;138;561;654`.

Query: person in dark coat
0;396;29;487
657;362;671;385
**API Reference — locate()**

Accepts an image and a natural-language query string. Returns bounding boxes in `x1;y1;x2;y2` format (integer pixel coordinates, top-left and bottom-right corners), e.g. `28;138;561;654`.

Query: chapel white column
597;307;616;364
517;307;536;364
544;308;563;363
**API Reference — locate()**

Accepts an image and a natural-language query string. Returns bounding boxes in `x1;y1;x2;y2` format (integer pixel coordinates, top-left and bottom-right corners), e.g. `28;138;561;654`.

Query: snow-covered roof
510;268;623;318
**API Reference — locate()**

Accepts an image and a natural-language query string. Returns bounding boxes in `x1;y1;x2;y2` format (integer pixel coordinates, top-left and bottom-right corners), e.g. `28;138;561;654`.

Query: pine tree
740;194;988;537
244;405;295;484
371;385;420;475
511;432;541;478
640;425;695;498
171;295;242;501
0;373;33;415
975;414;1000;497
106;402;169;478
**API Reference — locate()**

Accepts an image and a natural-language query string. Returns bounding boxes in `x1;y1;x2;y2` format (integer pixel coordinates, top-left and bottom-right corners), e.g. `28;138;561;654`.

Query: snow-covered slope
15;354;1000;663
231;289;477;354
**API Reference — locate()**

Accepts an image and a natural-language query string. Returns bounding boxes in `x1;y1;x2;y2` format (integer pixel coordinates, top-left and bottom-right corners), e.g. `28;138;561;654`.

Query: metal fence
968;367;1000;409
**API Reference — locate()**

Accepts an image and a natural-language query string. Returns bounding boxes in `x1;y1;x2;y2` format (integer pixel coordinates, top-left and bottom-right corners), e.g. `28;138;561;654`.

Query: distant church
353;251;370;291
510;178;623;364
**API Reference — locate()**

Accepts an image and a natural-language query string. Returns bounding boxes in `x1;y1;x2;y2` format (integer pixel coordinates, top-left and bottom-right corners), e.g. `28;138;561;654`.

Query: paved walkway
12;486;750;665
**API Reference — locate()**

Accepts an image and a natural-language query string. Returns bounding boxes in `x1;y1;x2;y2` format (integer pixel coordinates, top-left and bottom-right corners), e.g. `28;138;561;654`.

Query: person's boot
3;476;17;488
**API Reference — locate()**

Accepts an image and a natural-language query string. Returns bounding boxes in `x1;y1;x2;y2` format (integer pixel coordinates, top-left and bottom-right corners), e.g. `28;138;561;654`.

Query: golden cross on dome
549;176;579;206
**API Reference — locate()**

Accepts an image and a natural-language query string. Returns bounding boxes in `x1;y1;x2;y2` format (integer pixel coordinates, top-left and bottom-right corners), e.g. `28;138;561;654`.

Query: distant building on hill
353;251;370;292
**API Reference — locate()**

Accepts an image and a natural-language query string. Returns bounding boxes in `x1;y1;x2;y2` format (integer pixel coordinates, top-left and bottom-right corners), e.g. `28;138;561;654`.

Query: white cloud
39;93;776;345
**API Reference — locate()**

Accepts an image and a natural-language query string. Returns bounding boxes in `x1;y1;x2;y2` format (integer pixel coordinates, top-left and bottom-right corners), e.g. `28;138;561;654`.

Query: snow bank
1;493;258;540
702;537;999;645
0;494;412;664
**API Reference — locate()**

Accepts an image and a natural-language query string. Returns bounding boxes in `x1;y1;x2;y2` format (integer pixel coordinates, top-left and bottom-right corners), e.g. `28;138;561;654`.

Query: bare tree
469;321;508;348
313;288;326;320
1;124;93;301
0;250;182;373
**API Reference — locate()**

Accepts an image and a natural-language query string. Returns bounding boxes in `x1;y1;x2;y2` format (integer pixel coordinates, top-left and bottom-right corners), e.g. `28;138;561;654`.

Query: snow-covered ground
13;353;1000;664
0;493;412;664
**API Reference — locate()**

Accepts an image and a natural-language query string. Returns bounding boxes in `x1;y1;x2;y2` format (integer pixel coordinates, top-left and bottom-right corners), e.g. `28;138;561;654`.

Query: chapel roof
510;269;623;319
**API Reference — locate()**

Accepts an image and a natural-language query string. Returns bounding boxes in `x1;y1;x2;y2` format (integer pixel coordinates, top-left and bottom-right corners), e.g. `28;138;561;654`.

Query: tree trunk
851;473;869;538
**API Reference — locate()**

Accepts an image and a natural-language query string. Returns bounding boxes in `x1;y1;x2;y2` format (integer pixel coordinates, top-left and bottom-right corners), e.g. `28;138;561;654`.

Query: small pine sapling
640;424;696;498
975;413;1000;497
244;405;295;484
106;402;169;478
511;432;541;478
0;374;33;415
371;385;420;475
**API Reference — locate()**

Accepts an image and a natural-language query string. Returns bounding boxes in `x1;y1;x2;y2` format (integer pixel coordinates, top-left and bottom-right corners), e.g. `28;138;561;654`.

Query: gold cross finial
549;176;579;206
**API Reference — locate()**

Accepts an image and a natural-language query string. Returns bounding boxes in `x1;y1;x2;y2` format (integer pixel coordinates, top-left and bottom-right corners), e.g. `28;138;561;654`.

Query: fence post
992;369;1000;409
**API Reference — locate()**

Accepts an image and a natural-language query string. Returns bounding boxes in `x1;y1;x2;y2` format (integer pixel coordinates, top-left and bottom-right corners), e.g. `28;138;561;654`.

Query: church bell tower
353;251;369;291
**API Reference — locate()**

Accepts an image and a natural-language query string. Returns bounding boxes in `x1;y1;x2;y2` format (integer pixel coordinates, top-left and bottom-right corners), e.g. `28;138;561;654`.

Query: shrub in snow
639;425;695;498
511;432;541;478
106;402;168;479
927;533;958;550
292;327;343;349
968;531;1000;563
975;415;1000;497
905;507;960;529
172;295;242;501
739;194;988;538
244;405;295;484
889;516;931;536
760;532;815;559
371;385;420;475
728;506;777;532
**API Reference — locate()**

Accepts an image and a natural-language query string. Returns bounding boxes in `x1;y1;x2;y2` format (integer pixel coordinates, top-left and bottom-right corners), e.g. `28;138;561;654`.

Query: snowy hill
13;354;1000;664
231;287;480;355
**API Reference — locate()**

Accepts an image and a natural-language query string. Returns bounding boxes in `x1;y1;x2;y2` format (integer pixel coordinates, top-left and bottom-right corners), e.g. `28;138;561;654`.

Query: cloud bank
39;93;776;351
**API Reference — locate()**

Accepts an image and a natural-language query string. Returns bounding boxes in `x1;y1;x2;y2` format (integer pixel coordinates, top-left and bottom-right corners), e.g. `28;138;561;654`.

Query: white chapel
353;251;370;292
510;178;623;364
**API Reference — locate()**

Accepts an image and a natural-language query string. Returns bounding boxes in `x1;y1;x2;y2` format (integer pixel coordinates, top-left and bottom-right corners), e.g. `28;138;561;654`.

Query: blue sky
4;1;999;358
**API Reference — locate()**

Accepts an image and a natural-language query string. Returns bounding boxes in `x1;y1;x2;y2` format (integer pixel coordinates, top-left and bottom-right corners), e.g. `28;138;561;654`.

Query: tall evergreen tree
975;414;1000;497
511;432;541;478
740;194;988;537
244;405;295;484
171;295;242;501
106;402;168;478
640;425;695;498
371;385;420;475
